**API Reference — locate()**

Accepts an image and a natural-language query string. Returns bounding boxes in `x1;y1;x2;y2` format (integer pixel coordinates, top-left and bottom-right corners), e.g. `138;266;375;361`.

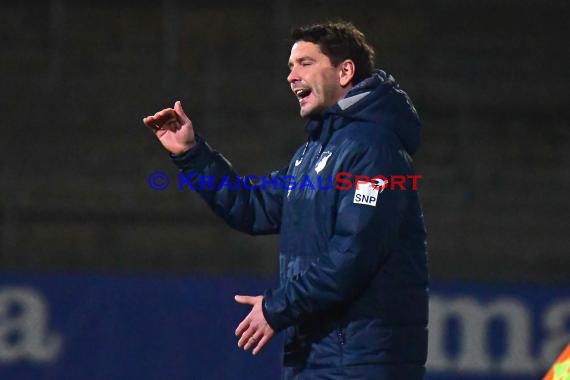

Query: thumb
174;100;189;123
234;295;255;305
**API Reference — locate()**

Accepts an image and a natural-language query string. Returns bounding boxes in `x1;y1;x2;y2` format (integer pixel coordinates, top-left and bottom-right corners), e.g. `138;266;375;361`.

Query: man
143;21;428;380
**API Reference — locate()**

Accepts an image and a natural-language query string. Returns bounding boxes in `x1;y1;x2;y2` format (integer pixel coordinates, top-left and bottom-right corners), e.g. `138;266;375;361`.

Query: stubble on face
288;41;346;119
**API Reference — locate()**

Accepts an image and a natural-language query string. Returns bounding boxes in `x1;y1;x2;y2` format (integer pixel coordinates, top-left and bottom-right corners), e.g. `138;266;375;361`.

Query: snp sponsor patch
353;179;387;207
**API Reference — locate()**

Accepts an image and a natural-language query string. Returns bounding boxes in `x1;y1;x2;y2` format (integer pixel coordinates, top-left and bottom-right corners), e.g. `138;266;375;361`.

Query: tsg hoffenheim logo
314;151;333;174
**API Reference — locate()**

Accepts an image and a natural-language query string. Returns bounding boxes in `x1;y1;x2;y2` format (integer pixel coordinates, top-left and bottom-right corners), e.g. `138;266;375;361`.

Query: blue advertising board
0;274;282;380
426;281;569;380
0;274;568;379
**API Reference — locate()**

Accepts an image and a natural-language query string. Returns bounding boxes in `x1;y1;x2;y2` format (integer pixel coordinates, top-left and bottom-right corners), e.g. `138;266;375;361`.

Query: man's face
287;41;349;118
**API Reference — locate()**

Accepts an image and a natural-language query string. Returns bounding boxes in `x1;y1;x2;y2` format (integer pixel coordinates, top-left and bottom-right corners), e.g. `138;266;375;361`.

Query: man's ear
338;59;355;87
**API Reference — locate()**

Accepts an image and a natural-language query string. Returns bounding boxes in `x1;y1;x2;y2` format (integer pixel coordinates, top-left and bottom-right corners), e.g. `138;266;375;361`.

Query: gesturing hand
234;295;275;355
142;100;196;155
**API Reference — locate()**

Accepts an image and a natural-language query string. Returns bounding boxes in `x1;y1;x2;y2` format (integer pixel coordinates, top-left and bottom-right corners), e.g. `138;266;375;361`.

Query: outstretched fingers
235;317;250;343
143;108;178;132
174;100;190;124
234;295;256;306
234;295;274;355
252;334;271;355
243;330;262;351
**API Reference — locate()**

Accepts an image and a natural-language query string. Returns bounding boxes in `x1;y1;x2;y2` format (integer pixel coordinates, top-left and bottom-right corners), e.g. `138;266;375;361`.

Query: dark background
1;0;569;284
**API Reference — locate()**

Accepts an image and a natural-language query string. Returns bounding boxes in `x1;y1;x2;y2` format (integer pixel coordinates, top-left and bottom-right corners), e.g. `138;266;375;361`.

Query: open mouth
294;88;312;101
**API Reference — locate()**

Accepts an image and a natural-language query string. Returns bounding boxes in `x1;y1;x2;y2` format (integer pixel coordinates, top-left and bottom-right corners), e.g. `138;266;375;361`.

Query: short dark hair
291;21;375;85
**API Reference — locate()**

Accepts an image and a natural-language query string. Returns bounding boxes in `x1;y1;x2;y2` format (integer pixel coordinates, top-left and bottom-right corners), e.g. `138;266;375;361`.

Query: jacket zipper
337;327;345;345
337;327;345;371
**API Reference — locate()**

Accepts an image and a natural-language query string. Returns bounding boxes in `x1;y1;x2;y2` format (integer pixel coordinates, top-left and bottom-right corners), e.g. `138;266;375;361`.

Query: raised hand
143;100;196;155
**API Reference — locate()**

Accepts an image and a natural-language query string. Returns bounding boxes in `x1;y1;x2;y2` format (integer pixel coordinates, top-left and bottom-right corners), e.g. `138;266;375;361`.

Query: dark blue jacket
172;70;428;380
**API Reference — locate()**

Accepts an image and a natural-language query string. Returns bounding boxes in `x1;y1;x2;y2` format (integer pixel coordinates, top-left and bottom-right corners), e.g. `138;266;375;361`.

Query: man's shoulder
334;121;399;151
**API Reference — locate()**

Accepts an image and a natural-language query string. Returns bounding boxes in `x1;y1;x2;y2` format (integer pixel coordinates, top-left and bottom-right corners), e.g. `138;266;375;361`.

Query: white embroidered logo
295;158;303;167
314;151;332;174
353;178;388;207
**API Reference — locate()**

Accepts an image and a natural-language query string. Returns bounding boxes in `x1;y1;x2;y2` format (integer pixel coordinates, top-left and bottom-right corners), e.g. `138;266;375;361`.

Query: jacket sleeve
171;135;285;235
262;139;412;331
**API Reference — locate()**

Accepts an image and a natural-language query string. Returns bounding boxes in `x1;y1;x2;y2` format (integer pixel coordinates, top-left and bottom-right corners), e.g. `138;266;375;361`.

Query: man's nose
287;69;299;84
